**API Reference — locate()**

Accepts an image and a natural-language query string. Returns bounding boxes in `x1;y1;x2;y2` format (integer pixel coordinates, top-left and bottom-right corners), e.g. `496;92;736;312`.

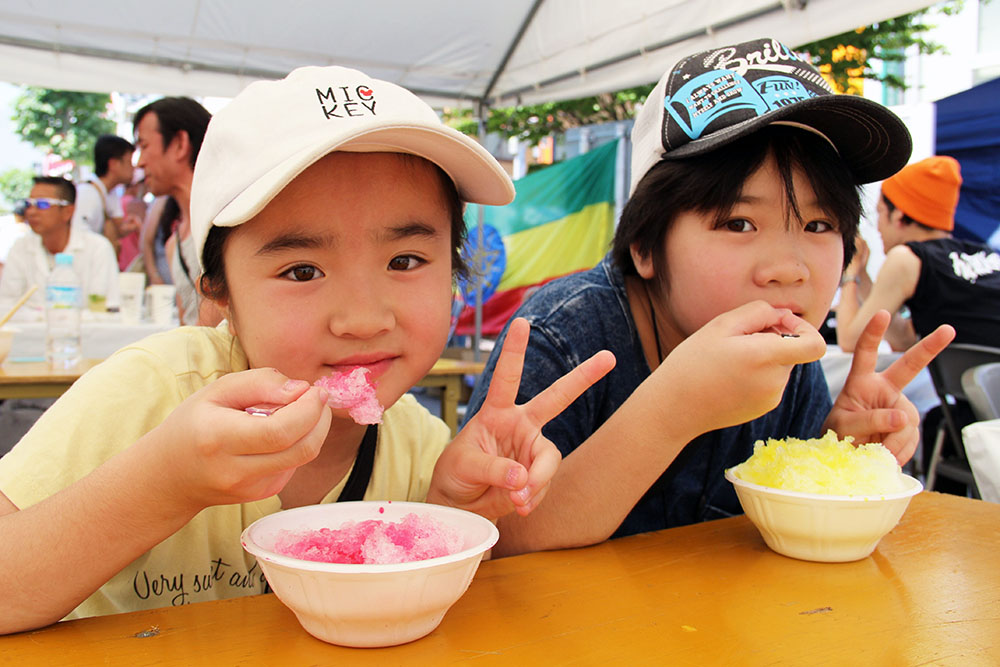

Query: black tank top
905;238;1000;346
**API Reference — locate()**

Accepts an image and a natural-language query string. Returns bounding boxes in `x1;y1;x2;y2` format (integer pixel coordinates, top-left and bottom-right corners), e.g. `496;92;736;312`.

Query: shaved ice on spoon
314;367;384;424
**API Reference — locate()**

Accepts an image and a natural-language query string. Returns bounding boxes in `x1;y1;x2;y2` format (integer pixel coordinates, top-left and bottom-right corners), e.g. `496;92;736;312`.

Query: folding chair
961;362;1000;422
960;364;1000;503
925;344;1000;496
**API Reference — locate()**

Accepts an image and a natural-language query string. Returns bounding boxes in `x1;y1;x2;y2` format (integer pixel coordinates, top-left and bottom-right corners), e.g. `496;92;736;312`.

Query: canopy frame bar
480;0;546;103
493;1;790;103
0;33;483;102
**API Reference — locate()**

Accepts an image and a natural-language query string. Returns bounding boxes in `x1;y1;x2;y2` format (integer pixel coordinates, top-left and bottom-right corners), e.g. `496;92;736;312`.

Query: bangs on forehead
198;151;471;303
714;145;833;232
612;124;862;277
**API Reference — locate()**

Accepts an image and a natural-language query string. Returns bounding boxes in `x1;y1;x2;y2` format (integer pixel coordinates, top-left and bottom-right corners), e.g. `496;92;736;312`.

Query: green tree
11;88;116;168
445;85;654;146
457;1;966;142
0;167;35;213
797;1;968;93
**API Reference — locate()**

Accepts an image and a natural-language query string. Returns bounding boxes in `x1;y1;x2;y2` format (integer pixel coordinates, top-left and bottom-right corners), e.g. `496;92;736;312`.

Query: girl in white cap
465;37;956;557
0;66;614;632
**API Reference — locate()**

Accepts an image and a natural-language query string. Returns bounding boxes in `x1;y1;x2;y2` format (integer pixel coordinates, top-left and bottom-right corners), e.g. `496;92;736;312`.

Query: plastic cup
86;294;107;313
145;284;176;325
119;273;146;323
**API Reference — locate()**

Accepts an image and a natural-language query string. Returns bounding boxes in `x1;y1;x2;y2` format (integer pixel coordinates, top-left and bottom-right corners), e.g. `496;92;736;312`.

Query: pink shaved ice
273;513;464;564
314;367;384;424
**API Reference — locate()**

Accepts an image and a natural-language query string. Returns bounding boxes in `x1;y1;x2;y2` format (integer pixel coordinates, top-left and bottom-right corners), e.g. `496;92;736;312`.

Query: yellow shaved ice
729;430;905;495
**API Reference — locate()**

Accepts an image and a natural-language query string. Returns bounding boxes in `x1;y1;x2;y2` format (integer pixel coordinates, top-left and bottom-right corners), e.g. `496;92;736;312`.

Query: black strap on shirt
174;236;197;288
336;425;378;502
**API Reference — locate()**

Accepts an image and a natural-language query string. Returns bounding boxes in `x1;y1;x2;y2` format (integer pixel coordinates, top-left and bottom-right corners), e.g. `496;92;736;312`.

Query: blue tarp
934;76;1000;247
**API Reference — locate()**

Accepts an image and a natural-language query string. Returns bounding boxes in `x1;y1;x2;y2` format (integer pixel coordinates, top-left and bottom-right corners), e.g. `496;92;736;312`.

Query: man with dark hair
72;135;135;256
0;175;119;314
133;97;215;325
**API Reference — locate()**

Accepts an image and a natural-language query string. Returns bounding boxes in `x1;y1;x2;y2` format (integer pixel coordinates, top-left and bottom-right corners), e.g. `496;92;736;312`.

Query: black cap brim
662;94;912;184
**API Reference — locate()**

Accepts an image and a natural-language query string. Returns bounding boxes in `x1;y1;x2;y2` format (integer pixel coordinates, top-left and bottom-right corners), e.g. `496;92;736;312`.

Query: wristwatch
840;274;861;286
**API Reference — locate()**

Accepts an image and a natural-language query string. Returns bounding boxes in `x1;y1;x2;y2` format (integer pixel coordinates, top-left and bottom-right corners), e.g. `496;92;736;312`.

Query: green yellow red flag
455;139;618;335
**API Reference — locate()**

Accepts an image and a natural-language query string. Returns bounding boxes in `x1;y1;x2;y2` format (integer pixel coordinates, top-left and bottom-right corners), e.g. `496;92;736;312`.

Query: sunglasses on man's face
19;197;70;211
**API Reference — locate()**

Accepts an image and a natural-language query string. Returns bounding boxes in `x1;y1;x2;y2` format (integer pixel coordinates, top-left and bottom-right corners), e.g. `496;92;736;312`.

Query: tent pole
480;0;546;102
473;99;489;363
614;122;629;225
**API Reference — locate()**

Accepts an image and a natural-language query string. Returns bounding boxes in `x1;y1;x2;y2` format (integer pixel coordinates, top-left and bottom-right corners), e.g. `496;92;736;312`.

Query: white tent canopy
0;0;934;107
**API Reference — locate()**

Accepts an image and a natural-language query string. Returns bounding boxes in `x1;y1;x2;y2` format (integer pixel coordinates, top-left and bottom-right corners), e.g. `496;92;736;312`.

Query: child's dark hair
94;135;134;177
613;125;862;277
133;97;211;169
156;196;180;252
200;154;468;303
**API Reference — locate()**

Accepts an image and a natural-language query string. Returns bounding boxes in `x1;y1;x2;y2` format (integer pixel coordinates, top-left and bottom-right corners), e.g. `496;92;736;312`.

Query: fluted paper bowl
725;469;922;562
241;501;498;647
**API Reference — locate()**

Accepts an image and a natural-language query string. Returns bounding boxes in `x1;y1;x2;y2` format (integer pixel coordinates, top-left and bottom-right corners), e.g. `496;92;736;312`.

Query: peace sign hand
824;310;955;464
426;318;616;521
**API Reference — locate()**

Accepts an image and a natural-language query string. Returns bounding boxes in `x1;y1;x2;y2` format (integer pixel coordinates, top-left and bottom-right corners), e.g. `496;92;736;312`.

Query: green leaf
443;1;966;142
10;87;116;166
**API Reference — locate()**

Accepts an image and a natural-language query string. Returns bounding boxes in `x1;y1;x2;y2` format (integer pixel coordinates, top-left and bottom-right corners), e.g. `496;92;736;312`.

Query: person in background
463;37;955;557
139;194;175;286
0;200;29;281
72;134;136;258
133;97;218;325
116;174;148;272
836;156;1000;494
0;175;119;315
836;156;1000;352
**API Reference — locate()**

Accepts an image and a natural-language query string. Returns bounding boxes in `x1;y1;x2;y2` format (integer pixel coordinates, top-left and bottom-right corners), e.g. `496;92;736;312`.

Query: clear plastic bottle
45;252;82;369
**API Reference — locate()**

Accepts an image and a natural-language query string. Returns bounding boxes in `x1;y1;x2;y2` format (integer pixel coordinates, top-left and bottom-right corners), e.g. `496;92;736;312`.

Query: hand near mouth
148;369;333;512
649;300;828;437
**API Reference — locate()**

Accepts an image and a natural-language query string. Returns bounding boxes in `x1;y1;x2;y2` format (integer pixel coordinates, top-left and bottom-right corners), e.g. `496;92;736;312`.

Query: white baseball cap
190;65;515;267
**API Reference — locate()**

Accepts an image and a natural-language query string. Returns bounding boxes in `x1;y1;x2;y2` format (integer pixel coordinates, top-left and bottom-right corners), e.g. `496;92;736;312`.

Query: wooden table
414;358;485;435
0;359;100;399
4;492;997;665
0;358;485;433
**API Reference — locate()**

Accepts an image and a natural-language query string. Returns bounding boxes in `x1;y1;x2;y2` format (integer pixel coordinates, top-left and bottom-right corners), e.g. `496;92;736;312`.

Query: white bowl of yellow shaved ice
725;431;922;563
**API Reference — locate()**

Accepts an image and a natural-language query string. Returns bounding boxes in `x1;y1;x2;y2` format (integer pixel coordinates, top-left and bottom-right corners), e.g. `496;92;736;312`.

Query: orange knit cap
881;156;962;231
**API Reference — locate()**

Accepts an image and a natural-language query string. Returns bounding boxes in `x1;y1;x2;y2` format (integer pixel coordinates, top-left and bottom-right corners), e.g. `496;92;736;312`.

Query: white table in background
821;344;939;419
6;316;176;361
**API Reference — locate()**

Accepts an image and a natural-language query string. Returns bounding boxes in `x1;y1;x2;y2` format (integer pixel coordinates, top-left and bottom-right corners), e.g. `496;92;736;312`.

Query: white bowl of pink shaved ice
241;501;498;647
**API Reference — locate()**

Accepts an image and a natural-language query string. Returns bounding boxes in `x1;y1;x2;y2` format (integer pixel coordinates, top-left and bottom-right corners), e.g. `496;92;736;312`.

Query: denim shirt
464;254;832;538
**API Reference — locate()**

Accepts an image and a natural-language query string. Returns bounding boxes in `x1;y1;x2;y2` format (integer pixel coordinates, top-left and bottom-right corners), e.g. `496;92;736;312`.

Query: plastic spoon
0;285;39;328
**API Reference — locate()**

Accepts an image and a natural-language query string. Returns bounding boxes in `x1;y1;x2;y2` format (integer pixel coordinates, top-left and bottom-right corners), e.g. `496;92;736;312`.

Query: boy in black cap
465;37;955;556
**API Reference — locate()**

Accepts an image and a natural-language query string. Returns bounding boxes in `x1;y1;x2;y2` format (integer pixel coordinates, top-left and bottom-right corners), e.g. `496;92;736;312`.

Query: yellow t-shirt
0;324;450;619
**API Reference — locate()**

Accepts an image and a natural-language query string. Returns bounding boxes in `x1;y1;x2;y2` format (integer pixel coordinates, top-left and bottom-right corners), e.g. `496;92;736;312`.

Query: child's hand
144;369;332;514
119;213;143;236
427;318;615;521
823;310;955;464
655;301;828;435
